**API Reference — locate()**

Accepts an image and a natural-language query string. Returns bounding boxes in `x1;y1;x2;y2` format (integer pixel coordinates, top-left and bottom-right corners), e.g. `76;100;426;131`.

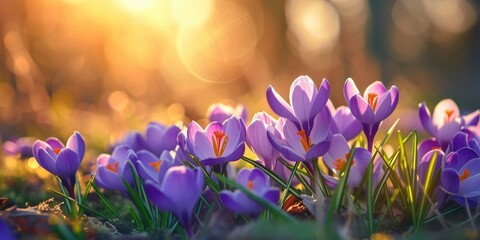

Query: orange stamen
247;180;253;190
106;162;119;173
460;169;470;181
432;146;442;151
149;160;162;172
212;131;228;157
368;93;378;111
333;158;347;172
344;153;355;166
53;148;62;154
444;109;454;123
297;130;311;151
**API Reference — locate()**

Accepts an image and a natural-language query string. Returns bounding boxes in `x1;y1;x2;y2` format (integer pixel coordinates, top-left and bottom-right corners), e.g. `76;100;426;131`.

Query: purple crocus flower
95;145;135;194
322;134;371;187
117;122;181;157
441;132;480;208
144;166;204;238
3;137;34;158
0;218;15;240
266;75;330;134
208;103;248;123
246;112;298;184
135;150;180;183
32;132;85;198
185;116;246;166
246;112;282;170
267;108;331;162
344;78;399;151
326;100;362;141
419;99;464;149
219;168;280;217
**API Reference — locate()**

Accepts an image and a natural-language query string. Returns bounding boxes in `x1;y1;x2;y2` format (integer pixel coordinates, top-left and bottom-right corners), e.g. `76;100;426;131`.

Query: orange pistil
107;162;119;173
149;160;162;172
297;130;311;151
368;93;378;111
459;169;470;181
333;158;347;172
247;180;253;190
212;131;228;157
53;148;62;154
444;109;454;123
334;153;354;172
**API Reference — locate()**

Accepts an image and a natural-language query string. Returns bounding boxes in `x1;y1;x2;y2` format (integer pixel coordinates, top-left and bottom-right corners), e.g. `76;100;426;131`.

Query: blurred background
0;0;479;146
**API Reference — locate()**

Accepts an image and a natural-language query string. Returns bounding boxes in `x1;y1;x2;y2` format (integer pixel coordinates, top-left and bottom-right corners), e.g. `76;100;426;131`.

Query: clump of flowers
5;75;480;240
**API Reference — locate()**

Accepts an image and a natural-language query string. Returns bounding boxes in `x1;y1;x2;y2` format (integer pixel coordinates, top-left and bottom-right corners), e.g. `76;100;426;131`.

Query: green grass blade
190;157;221;193
90;182;121;218
280;161;301;206
416;151;439;229
49;188;110;219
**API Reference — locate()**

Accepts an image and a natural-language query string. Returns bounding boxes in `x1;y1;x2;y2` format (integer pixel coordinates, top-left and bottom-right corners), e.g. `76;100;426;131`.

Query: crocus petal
332;106;362;141
418;138;441;161
436;120;462;145
249;168;268;193
97;166;127;192
323;134;350;169
220;191;249;213
144;181;177;213
459;174;480;196
459;157;480;176
441;169;460;194
36;148;58;175
290;76;316;128
282;119;306;152
236;168;251;186
349;95;375;123
310;108;331;144
111;145;132;161
205;122;224;139
66;132;85;161
432;99;460;127
343;78;360;104
46;137;64;150
223;117;245;155
449;132;469;152
187;121;203;145
455;147;479;168
463;110;480;127
55;148;80;177
363;81;387;98
192;131;216;159
146;124;180;155
161;167;198;213
305;140;331;160
263;188;280;204
309;78;330;118
33;140;51;160
418;102;436;137
374;86;399;122
266;85;296;123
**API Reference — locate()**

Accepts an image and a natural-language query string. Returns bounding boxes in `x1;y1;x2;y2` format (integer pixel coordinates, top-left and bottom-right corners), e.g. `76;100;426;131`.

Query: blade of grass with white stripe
280;161;301;206
415;151;439;229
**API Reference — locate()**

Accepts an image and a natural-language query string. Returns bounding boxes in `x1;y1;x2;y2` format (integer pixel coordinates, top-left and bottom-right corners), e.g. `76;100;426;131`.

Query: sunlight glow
172;0;213;27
